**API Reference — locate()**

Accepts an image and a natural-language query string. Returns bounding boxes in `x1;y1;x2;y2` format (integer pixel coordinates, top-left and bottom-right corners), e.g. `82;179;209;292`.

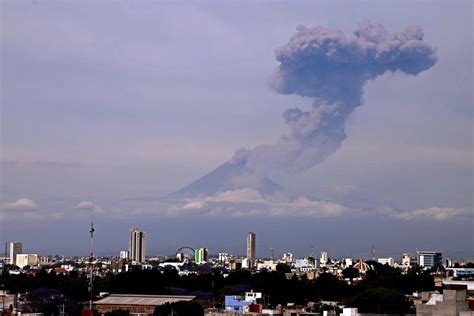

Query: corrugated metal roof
95;294;196;306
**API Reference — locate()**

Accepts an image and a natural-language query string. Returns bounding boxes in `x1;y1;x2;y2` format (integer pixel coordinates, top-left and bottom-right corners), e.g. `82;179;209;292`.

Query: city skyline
1;1;473;258
1;231;469;263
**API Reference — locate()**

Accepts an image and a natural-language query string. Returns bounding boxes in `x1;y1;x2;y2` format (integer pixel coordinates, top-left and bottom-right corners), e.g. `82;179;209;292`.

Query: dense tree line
0;263;434;315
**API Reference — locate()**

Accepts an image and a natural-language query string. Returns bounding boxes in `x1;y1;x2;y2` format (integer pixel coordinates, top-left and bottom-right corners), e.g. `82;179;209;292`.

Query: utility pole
89;216;95;311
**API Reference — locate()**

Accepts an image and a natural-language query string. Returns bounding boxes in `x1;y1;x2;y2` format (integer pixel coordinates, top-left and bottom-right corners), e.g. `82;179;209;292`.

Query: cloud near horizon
376;206;473;221
76;201;104;214
0;196;469;222
0;198;63;221
172;189;471;220
1;198;38;211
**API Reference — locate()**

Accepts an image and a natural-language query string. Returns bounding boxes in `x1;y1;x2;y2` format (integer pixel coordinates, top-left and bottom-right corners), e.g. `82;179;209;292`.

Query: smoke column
231;21;437;176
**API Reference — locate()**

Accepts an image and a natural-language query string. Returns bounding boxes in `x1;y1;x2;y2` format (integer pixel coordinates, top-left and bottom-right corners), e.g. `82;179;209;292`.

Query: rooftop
94;294;195;306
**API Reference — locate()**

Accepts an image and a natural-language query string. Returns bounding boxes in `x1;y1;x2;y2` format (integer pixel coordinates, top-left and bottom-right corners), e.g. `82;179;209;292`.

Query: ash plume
232;21;437;176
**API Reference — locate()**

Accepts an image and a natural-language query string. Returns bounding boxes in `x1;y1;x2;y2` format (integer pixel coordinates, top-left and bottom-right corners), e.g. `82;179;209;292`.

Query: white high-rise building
9;241;22;266
320;251;328;266
119;250;129;260
246;232;256;265
218;252;229;263
129;228;146;263
16;254;38;269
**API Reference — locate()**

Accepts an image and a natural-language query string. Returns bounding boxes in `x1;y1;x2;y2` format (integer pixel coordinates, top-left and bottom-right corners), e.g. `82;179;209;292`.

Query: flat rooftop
95;294;196;306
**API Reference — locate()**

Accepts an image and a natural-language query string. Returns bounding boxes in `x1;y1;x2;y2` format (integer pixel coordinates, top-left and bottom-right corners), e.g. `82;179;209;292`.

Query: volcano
169;156;288;200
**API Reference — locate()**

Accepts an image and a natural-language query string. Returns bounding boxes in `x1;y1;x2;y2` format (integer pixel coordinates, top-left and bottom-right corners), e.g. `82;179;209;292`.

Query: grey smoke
231;21;438;175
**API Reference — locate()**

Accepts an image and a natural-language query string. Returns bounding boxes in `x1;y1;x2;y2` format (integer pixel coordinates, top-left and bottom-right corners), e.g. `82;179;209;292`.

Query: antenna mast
89;215;95;311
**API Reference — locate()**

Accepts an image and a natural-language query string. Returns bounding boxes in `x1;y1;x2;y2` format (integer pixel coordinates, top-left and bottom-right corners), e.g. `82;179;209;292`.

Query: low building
416;289;472;316
241;258;250;269
0;290;17;311
257;260;277;271
446;268;474;278
353;259;370;274
442;280;474;293
158;262;183;271
94;294;195;314
295;258;317;271
282;253;294;263
224;291;262;313
377;257;394;266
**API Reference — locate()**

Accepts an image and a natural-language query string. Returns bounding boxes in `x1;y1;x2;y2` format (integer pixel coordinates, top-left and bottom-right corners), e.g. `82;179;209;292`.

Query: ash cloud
233;21;437;175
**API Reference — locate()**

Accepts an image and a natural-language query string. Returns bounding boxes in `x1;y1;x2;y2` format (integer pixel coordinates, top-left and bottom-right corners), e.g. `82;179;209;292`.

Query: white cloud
0;198;64;221
1;198;38;211
183;201;206;209
178;189;347;218
204;188;266;203
376;206;472;221
76;201;104;214
174;192;471;221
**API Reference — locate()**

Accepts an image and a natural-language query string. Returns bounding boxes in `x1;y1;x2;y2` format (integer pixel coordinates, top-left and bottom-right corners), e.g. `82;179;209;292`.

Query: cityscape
1;0;473;316
1;227;474;315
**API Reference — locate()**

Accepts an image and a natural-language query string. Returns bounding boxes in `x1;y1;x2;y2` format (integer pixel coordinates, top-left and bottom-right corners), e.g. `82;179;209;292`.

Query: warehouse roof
95;294;196;306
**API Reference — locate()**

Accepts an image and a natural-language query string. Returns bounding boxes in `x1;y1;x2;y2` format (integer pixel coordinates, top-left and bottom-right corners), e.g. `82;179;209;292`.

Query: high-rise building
246;232;256;264
9;241;22;266
16;254;38;269
218;252;229;263
320;251;328;266
129;228;146;263
194;248;208;264
119;250;129;260
445;258;453;268
417;251;442;268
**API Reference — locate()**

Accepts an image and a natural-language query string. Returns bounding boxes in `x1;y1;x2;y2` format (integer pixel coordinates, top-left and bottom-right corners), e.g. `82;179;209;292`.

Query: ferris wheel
175;246;195;262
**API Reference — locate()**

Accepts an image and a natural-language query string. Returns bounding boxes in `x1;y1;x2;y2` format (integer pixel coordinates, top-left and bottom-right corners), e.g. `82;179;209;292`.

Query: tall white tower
320;251;328;266
129;228;146;263
246;232;256;265
9;241;22;266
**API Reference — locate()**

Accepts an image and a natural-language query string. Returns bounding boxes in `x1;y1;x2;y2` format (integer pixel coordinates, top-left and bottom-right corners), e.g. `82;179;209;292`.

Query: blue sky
1;1;472;259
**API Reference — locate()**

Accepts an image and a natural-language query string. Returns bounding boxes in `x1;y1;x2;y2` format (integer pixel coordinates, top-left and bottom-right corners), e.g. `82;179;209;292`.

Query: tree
275;263;291;273
342;267;359;280
312;273;351;301
347;287;412;314
21;288;79;316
